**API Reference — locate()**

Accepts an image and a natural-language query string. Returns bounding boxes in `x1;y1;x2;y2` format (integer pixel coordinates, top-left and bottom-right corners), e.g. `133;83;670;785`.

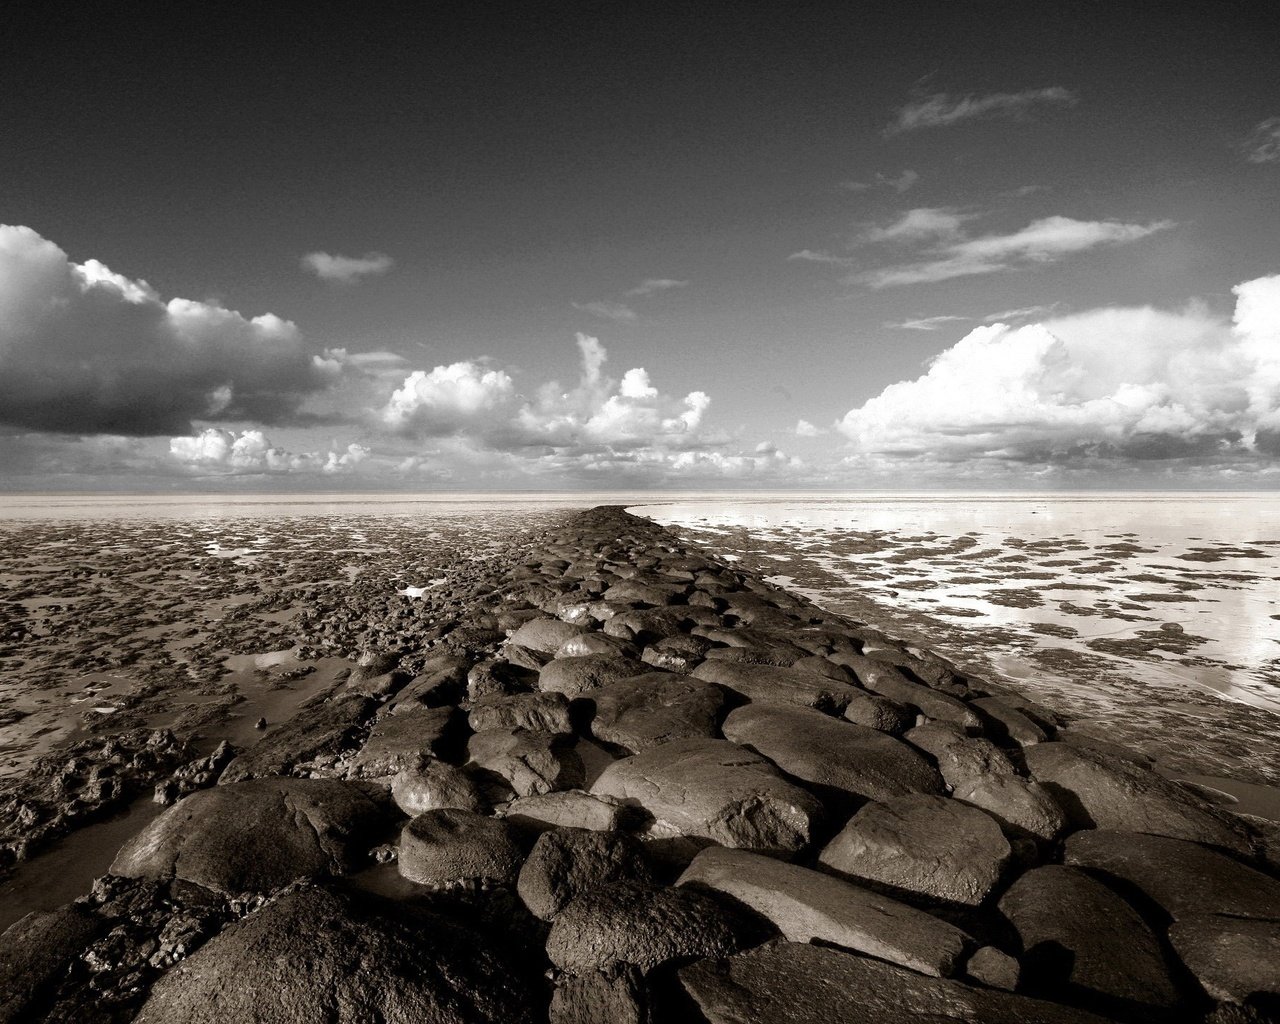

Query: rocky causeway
2;505;1278;1023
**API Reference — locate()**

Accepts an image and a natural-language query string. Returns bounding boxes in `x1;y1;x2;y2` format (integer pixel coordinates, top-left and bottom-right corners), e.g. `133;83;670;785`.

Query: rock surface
518;827;652;920
589;673;725;752
398;808;526;888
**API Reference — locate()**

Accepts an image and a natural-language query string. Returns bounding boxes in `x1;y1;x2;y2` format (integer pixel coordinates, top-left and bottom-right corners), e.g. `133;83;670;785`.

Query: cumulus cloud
300;251;394;284
382;361;516;435
795;419;825;437
886;87;1077;134
0;225;337;434
838;274;1280;465
169;428;370;475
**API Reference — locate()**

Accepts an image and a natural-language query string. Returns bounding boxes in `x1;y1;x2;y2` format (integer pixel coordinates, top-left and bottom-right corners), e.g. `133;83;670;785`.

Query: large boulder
819;794;1011;906
999;865;1182;1015
590;738;824;855
828;653;982;731
509;617;587;654
467;728;585;797
347;705;462;778
680;941;1117;1024
1167;914;1280;1004
111;778;384;895
677;846;971;977
589;673;726;752
387;653;470;710
1025;743;1252;855
219;696;376;783
0;904;104;1024
539;654;650;697
398;808;526;888
904;721;1018;791
133;886;537;1024
391;759;486;816
952;774;1068;843
722;704;943;804
469;692;573;735
691;661;860;714
500;790;631;832
970;695;1049;745
517;827;652;920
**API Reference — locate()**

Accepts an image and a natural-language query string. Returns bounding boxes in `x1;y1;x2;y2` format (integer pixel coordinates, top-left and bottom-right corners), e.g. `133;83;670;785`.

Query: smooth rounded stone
220;695;377;783
842;691;916;734
970;696;1049;745
555;631;636;659
952;774;1069;843
999;865;1182;1014
723;703;943;804
500;790;631;832
518;827;653;920
540;654;650;697
819;794;1012;907
591;737;824;855
679;941;1118;1024
904;721;1019;791
391;759;486;816
504;642;551;671
701;644;807;668
0;903;104;1024
677;846;971;977
398;808;526;888
467;727;585;797
966;946;1021;991
509;616;588;654
347;705;462;778
549;967;649;1024
604;608;700;645
641;634;715;673
691;660;861;714
469;691;573;735
828;652;983;731
133;886;536;1024
111;778;384;895
467;658;538;701
388;653;470;710
603;579;688;606
1063;829;1280;920
589;673;726;753
1025;742;1253;855
791;654;858;683
1168;914;1280;1003
545;880;768;974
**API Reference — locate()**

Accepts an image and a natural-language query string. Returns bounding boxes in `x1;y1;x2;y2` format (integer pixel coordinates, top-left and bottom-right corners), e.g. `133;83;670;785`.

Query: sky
1;3;1278;491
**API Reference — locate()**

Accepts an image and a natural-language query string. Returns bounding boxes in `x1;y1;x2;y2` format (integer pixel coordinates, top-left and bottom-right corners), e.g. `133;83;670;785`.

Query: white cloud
795;419;825;437
888;315;971;331
983;304;1059;322
840;170;919;193
887;87;1077;134
169;428;369;475
300;251;394;284
382;361;516;435
786;249;855;266
625;278;688;297
838;274;1280;465
572;300;638;323
862;207;973;243
0;225;336;434
1242;117;1280;164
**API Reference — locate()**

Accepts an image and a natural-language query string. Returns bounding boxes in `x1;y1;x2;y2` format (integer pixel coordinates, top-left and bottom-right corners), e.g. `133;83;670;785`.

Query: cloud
169;428;370;475
571;300;638;323
983;304;1059;322
840;170;919;193
625;278;688;297
0;225;337;434
838;274;1280;467
795;419;825;437
382;361;516;435
861;207;974;243
886;87;1077;134
888;315;971;331
1243;117;1280;164
300;251;394;284
786;249;855;266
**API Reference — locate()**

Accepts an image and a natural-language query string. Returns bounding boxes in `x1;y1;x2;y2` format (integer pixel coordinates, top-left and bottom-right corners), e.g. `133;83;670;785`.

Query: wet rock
0;903;104;1024
589;673;726;753
133;886;536;1024
112;777;385;895
1025;743;1253;855
1168;914;1280;1003
830;653;983;731
952;774;1069;843
509;617;588;654
467;727;585;797
1063;829;1280;920
546;879;769;974
605;608;703;645
539;654;650;697
722;703;944;804
388;653;470;709
219;695;376;783
640;634;715;673
905;721;1019;791
549;967;651;1024
500;789;631;832
155;740;236;805
790;654;858;683
680;941;1117;1024
347;705;462;778
819;794;1011;906
467;659;538;701
966;945;1020;991
677;846;971;977
555;632;636;659
842;691;917;734
970;696;1049;745
518;827;652;920
691;660;860;713
603;579;688;606
591;737;824;855
999;864;1182;1015
398;808;526;888
469;691;573;735
391;759;486;816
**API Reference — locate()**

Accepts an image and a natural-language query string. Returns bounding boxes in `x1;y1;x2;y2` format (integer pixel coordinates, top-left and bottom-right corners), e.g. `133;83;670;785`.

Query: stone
677;846;971;977
555;631;636;658
388;653;470;710
500;790;631;832
509;616;587;653
1168;914;1280;1003
691;660;861;714
133;886;536;1024
842;691;916;734
791;654;858;683
1025;743;1253;855
391;759;486;816
467;659;537;701
219;695;376;783
539;654;650;697
966;946;1020;991
721;703;944;804
1063;829;1280;920
467;728;585;797
819;794;1012;907
397;808;526;888
347;705;461;778
518;827;653;920
111;777;384;895
545;880;769;974
0;903;104;1024
952;774;1069;843
905;721;1019;791
640;634;716;673
589;673;726;753
680;941;1118;1024
591;737;824;855
469;691;573;734
999;865;1182;1014
603;579;688;606
970;696;1049;745
604;608;700;645
549;967;650;1024
830;653;983;731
